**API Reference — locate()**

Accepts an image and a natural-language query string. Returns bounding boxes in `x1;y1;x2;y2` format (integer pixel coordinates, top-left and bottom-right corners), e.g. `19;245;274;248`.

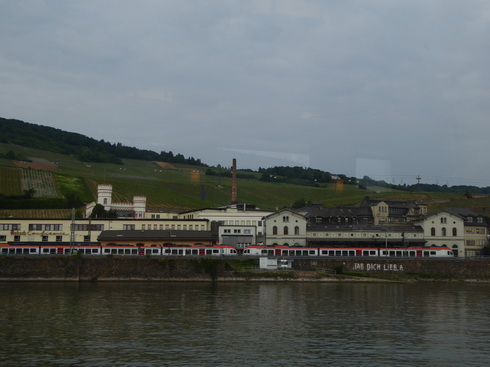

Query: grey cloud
1;0;490;185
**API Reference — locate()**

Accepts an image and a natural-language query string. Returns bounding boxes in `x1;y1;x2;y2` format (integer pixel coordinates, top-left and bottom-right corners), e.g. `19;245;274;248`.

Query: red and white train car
0;243;238;257
1;243;453;258
243;245;454;258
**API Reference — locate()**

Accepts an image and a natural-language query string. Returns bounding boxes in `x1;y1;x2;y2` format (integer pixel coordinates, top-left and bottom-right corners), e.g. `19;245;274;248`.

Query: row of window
223;229;252;234
3;223;101;232
272;226;300;235
465;227;487;234
431;227;457;236
436;216;483;225
466;217;484;223
2;223;209;232
222;220;263;226
139;224;206;231
71;224;104;231
309;232;419;238
28;224;63;231
0;235;91;242
0;224;21;230
314;217;371;224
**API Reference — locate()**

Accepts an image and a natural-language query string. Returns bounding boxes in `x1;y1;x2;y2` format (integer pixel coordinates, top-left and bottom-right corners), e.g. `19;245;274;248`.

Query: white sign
353;263;404;272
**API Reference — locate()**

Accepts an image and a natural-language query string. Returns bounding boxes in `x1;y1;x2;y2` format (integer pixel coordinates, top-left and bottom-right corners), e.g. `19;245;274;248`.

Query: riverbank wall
293;257;490;280
1;256;490;281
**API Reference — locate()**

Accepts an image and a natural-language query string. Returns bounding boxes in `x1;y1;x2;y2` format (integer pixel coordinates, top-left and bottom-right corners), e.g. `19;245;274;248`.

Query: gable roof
446;208;480;217
422;210;464;220
264;208;306;220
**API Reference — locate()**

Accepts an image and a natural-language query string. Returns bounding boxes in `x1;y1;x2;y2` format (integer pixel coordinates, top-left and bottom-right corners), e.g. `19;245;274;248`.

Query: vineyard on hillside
0;167;23;196
21;169;59;198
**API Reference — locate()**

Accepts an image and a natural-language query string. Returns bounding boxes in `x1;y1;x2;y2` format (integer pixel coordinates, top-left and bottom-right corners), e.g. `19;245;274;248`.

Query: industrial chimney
231;158;237;205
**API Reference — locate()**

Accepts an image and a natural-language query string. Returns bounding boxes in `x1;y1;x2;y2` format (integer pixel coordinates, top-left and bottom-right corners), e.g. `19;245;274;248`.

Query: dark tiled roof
364;200;419;209
446;208;479;217
360;197;424;209
300;206;372;218
307;223;424;232
264;208;306;219
98;230;217;241
179;204;264;215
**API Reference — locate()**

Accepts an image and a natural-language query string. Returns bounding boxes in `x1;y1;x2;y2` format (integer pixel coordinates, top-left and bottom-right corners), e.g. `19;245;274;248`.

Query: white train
0;244;238;257
242;245;455;258
1;243;455;258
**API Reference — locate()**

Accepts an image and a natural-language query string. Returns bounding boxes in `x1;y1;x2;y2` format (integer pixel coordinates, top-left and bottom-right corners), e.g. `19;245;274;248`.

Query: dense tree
291;198;311;209
0;117;206;166
64;192;84;208
89;204;117;218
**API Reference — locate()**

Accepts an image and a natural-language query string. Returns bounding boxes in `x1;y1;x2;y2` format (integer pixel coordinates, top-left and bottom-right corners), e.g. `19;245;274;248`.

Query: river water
1;281;490;367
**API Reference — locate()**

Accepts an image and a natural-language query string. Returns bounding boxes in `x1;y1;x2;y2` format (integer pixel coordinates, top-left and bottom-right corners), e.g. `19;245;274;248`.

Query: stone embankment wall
293;258;490;279
1;256;490;281
0;257;226;281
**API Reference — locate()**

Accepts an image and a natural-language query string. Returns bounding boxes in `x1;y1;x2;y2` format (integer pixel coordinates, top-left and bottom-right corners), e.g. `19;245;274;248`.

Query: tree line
0;189;84;210
3;117;490;194
0;117;206;166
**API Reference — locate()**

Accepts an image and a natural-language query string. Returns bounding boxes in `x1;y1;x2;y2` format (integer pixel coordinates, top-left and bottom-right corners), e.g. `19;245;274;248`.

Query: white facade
264;209;307;247
0;218;210;245
416;211;465;257
179;205;273;240
219;225;257;248
306;225;424;247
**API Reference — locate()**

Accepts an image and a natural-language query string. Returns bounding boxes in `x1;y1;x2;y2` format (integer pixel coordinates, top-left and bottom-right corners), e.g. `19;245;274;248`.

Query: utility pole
88;217;92;245
69;208;75;254
416;176;421;185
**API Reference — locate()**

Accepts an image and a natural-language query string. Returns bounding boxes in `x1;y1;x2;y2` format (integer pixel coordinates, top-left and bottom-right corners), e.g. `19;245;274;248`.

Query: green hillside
1;115;490;217
2;141;490;217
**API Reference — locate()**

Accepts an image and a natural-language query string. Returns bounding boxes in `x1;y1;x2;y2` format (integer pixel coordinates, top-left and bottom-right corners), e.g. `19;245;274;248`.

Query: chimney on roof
231;158;237;205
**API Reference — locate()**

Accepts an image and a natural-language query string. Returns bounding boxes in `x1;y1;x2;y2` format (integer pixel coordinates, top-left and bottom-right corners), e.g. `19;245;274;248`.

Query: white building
85;184;146;218
264;209;308;247
447;208;488;257
179;204;273;245
218;224;257;248
0;217;211;245
416;211;465;257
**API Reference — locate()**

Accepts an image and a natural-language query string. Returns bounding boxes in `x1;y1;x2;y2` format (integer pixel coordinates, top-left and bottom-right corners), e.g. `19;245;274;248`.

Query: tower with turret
97;184;113;210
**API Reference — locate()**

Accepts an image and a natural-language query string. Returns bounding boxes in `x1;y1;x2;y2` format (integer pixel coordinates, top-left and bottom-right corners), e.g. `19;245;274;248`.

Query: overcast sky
1;1;490;186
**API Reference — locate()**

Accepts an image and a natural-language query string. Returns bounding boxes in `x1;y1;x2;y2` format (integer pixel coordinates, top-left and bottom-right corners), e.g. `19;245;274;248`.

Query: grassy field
1;142;489;214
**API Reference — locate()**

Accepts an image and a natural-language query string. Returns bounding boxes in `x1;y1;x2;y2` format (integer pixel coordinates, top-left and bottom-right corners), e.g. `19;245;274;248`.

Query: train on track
0;243;455;258
243;245;454;258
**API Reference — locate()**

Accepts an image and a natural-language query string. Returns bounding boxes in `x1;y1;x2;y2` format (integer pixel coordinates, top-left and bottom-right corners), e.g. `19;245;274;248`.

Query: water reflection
1;282;490;366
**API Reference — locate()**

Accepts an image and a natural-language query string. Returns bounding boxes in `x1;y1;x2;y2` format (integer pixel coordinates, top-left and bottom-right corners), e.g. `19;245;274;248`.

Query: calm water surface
1;281;490;366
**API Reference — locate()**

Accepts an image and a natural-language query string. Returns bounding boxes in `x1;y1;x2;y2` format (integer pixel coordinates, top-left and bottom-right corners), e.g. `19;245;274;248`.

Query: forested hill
0;117;206;166
2;117;490;195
